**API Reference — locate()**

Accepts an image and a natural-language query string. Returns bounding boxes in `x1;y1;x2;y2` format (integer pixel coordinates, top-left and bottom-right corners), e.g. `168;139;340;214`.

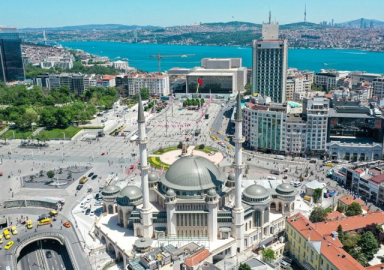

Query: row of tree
309;202;362;223
182;98;205;107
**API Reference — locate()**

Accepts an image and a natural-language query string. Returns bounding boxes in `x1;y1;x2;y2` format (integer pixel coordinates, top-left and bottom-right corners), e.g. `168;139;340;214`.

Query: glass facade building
187;75;233;94
0;28;25;82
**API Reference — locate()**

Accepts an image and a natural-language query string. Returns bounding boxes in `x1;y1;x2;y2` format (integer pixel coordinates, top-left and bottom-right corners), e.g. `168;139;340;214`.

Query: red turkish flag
198;78;204;85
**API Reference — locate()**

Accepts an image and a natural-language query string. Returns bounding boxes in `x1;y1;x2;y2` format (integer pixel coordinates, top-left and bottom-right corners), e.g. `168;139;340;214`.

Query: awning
154;227;166;232
258;236;274;248
219;227;231;232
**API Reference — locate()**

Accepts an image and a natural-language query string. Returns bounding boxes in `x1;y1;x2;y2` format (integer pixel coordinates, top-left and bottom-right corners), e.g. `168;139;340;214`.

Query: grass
148;156;171;170
195;146;219;154
38;126;82;140
153;146;180;154
3;127;35;139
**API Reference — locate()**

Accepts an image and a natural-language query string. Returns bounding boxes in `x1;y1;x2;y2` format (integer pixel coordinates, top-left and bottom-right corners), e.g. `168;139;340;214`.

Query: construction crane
150;52;195;74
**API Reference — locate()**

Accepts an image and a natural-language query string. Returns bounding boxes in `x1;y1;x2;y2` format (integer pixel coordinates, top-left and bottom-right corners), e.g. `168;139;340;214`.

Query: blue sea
61;41;384;73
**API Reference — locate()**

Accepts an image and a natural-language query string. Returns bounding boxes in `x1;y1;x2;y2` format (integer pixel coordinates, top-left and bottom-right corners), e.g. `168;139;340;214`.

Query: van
304;196;311;202
280;260;290;269
27;220;33;229
275;155;285;160
3;229;11;240
38;218;51;226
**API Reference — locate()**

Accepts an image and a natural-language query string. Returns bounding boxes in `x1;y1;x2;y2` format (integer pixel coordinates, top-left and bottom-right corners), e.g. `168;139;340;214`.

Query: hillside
21;24;159;31
337;18;384;27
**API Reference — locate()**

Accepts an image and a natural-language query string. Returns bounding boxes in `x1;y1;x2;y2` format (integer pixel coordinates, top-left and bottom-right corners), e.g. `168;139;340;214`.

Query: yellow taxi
215;137;220;140
3;229;11;240
27;220;33;229
210;128;213;131
5;241;14;250
11;226;18;235
227;146;232;150
325;162;334;167
0;234;3;244
217;131;221;134
224;138;229;142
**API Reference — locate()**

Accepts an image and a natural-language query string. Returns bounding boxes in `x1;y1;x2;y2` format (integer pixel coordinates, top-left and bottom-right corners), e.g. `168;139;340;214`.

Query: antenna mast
269;11;271;24
304;4;307;23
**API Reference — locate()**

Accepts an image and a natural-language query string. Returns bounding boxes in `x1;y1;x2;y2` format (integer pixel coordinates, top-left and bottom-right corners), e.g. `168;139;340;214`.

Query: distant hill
21;24;158;31
280;22;327;30
202;21;261;28
337;18;384;27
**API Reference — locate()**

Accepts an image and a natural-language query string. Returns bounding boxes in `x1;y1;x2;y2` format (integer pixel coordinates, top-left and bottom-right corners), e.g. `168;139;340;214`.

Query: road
0;208;91;270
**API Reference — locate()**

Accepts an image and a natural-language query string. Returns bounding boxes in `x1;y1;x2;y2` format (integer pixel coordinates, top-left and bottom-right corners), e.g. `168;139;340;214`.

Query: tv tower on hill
304;4;307;23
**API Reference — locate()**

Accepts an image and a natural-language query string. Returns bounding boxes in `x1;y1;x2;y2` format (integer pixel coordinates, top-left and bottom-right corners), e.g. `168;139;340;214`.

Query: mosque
98;94;297;262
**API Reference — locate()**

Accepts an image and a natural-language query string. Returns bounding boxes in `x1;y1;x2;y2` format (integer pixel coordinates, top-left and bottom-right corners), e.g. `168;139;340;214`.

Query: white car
267;176;277;180
294;181;301;187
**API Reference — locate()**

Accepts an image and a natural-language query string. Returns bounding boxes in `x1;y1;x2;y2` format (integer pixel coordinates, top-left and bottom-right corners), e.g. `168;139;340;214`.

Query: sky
1;0;384;28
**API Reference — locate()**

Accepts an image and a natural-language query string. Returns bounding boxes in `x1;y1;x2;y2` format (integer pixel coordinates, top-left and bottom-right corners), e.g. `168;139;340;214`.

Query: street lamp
62;132;66;141
12;131;15;139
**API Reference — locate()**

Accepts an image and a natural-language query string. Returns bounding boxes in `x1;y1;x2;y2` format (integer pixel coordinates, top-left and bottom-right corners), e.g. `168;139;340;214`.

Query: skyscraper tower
0;28;25;82
252;14;288;103
304;4;307;23
232;93;245;252
137;93;153;237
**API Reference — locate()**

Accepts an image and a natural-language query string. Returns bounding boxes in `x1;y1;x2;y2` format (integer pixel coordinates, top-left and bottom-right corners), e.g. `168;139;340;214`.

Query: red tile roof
354;168;364;174
338;195;365;207
326;211;344;221
370;173;384;184
287;213;365;270
184;249;210;268
102;75;116;81
366;263;384;270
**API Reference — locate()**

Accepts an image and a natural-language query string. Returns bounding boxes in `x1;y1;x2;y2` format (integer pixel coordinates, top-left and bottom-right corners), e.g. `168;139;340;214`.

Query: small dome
207;188;217;197
243;184;270;202
116;185;143;206
101;185;121;197
148;173;159;183
228;173;236;181
166;189;176;197
276;183;295;194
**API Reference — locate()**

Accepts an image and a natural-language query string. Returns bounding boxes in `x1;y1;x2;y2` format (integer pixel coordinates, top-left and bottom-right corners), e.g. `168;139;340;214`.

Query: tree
46;170;55;180
342;233;361;252
238;263;251;270
337;225;345;242
244;83;252;95
358;231;379;260
261;248;276;262
313;188;322;203
139;88;150;100
309;207;328;223
337;204;345;213
345;202;362;217
198;144;205;149
40;107;57;127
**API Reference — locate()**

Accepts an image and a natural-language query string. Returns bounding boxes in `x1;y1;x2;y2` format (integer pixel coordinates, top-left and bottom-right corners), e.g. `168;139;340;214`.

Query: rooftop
184;249;210;268
370;173;384;184
338;195;366;206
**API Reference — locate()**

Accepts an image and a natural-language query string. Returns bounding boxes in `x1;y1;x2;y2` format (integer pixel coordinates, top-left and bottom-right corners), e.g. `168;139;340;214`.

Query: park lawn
195;146;218;154
148;156;171;170
3;128;34;139
153;146;180;154
39;126;82;140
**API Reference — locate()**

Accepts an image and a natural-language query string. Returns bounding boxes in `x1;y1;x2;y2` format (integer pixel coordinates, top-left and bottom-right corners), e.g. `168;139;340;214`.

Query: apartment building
125;73;170;97
314;70;349;91
373;77;384;98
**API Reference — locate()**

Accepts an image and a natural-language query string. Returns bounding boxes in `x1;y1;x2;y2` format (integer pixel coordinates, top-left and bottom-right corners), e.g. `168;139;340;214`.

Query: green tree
244;83;252;95
138;88;150;100
40;107;57;127
46;170;55;180
349;249;368;266
345;202;363;217
261;248;276;262
358;231;379;260
337;203;345;213
313;188;322;203
342;233;361;252
238;263;251;270
309;207;328;223
337;225;345;242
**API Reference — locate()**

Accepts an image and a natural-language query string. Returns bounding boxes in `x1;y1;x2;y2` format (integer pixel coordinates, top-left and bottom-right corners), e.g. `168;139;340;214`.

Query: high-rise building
252;16;288;103
0;28;25;82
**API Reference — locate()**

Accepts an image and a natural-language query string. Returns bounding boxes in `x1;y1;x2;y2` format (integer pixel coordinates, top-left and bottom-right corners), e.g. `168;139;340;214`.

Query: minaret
137;93;153;238
232;93;245;252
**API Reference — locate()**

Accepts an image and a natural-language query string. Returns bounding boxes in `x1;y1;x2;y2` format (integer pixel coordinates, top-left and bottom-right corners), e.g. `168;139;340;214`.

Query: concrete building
314;69;349;91
125;73;170;97
181;58;247;99
373;77;384;98
349;71;381;83
112;60;129;70
304;97;329;153
252;19;288;103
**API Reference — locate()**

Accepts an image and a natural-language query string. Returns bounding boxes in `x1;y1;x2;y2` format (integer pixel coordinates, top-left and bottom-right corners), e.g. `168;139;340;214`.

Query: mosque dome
227;173;236;181
242;184;270;203
165;189;176;197
116;186;143;206
101;185;121;197
276;183;295;195
207;188;217;197
160;156;226;194
148;173;159;183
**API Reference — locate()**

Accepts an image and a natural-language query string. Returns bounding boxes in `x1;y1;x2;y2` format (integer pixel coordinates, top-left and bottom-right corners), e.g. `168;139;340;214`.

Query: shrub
198;144;205;149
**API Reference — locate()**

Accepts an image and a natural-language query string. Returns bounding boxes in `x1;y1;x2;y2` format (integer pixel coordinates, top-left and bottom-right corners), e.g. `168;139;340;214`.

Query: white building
96;95;296;268
126;74;170;97
112;60;129;70
314;70;349;91
373;77;384;98
180;58;247;99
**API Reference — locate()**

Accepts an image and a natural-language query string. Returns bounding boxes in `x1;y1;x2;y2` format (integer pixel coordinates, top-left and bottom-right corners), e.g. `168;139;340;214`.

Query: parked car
88;172;94;177
77;184;83;190
63;222;71;228
46;251;52;258
92;175;98;180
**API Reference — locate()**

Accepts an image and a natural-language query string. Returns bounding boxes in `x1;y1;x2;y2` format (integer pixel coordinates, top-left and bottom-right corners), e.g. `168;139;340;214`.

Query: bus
38;218;51;226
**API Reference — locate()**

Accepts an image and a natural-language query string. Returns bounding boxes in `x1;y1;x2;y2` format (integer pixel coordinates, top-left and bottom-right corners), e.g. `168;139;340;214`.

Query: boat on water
115;56;121;59
323;63;328;66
